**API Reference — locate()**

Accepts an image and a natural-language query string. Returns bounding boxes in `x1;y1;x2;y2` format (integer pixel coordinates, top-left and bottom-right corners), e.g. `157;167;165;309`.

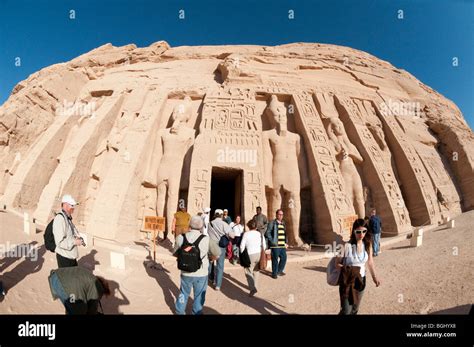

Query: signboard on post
142;216;165;262
143;216;165;232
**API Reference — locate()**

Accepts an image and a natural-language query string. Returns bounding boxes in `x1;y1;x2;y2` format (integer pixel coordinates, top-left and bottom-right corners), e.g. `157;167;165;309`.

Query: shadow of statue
221;273;288;314
1;242;46;293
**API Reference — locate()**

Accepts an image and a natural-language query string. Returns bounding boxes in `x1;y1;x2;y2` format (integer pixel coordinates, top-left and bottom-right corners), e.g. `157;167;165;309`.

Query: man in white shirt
201;207;211;236
207;209;231;290
53;195;84;267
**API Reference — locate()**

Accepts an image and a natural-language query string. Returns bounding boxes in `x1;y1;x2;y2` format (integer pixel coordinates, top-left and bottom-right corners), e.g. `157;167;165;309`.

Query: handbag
210;220;229;248
259;234;267;270
239;248;251;268
326;255;345;286
219;235;229;248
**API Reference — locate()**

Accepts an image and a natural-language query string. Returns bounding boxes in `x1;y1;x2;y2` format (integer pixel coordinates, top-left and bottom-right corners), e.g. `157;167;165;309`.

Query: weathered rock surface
0;41;472;244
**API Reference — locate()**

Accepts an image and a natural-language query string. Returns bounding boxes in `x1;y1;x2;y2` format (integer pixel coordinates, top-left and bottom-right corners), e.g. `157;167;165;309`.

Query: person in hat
53;194;84;268
207;209;232;290
173;215;212;315
229;215;244;264
201;207;211;236
222;209;232;224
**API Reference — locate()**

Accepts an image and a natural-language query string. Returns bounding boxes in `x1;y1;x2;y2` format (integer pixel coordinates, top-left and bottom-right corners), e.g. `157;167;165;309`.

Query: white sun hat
61;194;78;206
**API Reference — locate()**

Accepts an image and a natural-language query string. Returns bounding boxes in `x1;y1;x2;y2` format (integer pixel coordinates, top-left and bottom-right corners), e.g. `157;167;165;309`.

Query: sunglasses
355;229;367;235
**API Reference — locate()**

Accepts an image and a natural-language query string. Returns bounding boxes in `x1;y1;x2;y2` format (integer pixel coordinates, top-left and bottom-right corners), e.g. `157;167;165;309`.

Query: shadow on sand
1;241;46;294
219;273;288;314
143;257;219;314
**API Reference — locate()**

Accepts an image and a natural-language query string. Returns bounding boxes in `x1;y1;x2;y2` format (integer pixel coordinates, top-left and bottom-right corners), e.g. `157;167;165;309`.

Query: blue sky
0;0;472;129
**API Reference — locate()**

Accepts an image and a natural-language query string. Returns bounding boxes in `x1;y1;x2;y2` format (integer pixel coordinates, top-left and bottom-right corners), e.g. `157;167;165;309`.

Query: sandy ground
0;209;473;314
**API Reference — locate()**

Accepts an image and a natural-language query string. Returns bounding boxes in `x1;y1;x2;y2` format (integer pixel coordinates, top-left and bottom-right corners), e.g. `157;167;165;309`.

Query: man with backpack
48;195;84;267
173;215;212;315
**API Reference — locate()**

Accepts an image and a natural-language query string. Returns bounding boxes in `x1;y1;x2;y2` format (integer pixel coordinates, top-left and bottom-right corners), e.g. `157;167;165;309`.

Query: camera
76;236;86;247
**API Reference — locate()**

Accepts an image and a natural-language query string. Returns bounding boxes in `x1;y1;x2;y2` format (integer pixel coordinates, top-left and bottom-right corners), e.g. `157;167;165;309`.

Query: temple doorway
210;167;243;222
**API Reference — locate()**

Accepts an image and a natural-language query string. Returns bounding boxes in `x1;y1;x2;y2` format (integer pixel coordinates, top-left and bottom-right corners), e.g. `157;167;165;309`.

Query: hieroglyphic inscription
292;92;354;237
376;97;439;224
339;97;411;231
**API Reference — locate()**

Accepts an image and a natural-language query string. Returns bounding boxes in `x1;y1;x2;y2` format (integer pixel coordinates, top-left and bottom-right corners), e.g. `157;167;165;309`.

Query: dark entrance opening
210;167;242;222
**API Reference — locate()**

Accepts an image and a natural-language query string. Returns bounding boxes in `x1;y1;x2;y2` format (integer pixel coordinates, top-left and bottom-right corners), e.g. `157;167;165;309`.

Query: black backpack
44;212;66;253
176;234;206;272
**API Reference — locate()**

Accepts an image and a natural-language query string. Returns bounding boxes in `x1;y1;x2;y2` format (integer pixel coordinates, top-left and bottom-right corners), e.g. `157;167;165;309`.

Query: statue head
170;96;192;133
268;95;288;132
328;117;345;136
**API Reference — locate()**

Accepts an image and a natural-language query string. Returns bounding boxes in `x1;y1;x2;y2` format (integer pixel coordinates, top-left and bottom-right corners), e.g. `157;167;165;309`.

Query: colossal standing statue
263;95;309;246
155;96;195;238
326;117;365;217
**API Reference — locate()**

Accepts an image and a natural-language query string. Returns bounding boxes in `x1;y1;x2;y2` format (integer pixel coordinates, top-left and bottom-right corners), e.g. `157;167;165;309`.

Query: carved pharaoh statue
155;96;195;237
262;95;309;246
326;117;365;217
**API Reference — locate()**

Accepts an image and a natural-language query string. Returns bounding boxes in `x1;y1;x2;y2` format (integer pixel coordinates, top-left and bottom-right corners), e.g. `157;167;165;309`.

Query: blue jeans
208;246;226;288
271;248;287;276
175;275;208;315
50;272;73;314
372;233;381;255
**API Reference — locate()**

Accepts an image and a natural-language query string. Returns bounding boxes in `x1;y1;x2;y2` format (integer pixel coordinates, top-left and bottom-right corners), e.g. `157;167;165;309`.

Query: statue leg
156;181;168;239
353;176;365;218
156;181;167;217
166;179;180;242
288;191;303;246
271;188;282;217
343;174;353;204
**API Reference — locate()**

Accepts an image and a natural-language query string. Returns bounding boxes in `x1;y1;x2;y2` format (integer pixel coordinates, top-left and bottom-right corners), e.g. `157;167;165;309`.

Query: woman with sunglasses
336;218;381;314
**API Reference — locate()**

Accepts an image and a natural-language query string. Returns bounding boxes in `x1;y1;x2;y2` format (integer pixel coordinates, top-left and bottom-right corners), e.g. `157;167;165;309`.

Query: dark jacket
369;215;382;234
339;265;365;307
49;267;104;314
265;219;288;248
